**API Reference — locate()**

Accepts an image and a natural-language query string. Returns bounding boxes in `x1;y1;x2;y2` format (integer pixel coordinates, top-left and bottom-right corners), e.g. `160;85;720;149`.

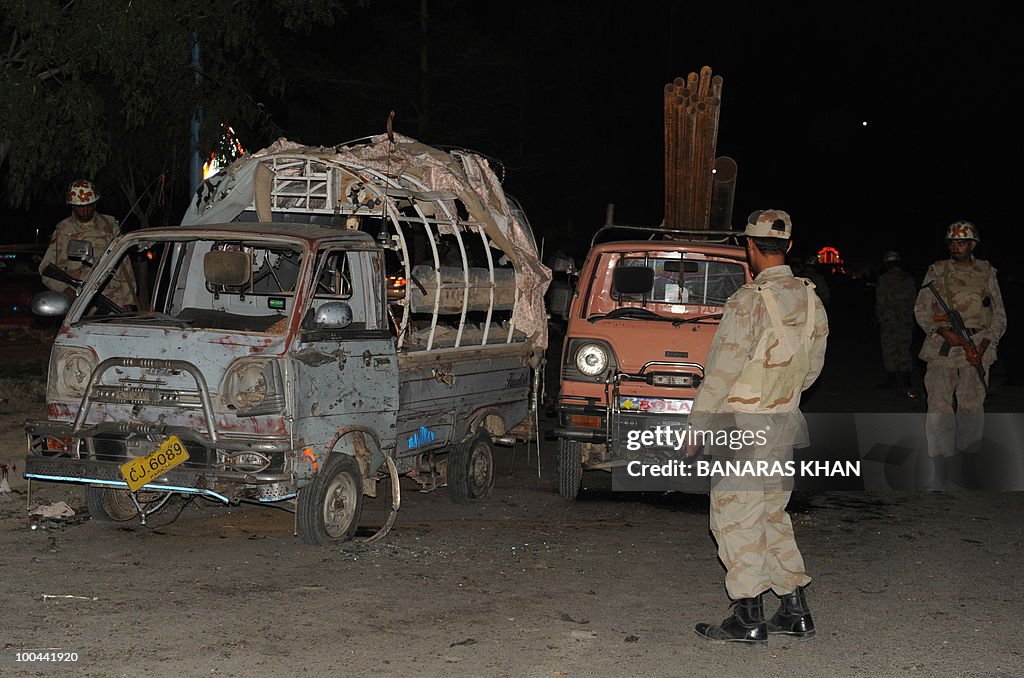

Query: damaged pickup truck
24;135;550;545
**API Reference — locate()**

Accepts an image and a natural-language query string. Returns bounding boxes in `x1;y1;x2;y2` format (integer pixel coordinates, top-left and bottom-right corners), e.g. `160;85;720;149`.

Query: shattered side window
312;250;353;299
204;243;303;296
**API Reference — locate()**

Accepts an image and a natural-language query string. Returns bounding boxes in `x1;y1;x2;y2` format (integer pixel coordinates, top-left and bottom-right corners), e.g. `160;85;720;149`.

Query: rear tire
558;439;582;499
448;430;495;504
297;454;364;546
85;486;140;521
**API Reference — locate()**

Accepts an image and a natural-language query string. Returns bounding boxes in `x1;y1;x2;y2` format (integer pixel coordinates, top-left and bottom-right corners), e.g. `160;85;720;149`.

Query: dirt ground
2;284;1023;678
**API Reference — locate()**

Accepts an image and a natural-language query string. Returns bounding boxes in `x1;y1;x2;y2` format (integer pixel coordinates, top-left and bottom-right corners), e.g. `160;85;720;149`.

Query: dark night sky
3;2;1017;278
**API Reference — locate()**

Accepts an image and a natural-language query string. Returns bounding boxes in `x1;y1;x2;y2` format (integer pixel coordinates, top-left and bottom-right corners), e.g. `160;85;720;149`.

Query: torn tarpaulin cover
182;134;552;353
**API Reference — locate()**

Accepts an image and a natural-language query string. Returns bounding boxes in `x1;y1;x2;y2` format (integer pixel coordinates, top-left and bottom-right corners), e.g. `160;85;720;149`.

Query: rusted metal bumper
24;419;296;503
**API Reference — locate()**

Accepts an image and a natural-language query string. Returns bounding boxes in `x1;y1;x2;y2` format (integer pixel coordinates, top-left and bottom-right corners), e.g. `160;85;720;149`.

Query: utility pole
189;31;204;196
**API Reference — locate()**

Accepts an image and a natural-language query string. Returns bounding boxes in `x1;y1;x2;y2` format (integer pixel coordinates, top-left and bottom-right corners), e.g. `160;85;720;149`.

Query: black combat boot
695;595;768;645
957;452;982;490
766;586;816;639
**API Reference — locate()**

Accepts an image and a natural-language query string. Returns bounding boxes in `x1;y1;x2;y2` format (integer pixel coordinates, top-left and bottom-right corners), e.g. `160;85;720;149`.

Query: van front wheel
298;453;364;545
448;431;494;504
558;439;582;499
85;486;140;521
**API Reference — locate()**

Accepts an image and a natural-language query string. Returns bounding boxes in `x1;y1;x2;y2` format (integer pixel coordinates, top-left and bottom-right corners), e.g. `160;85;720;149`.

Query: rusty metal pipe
679;98;697;229
673;96;685;229
664;84;675;227
700;96;723;230
697;65;712;102
692;100;710;229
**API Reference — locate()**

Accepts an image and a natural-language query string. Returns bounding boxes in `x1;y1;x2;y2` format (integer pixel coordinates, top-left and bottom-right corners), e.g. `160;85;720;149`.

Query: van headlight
220;359;285;416
52;348;98;398
575;343;609;376
563;338;618;382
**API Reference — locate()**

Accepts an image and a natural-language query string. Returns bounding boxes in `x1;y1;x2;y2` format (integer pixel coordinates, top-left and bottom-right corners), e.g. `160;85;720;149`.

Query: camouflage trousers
879;322;913;373
709;447;811;600
924;365;987;458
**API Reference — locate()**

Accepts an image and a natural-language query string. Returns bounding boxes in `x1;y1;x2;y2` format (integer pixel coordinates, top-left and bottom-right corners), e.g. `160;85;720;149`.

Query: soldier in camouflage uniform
875;251;918;398
39;180;138;309
690;210;829;645
914;221;1006;489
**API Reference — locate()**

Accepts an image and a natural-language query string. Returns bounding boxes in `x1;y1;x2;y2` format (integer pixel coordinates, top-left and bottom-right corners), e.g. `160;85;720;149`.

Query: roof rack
590;224;744;249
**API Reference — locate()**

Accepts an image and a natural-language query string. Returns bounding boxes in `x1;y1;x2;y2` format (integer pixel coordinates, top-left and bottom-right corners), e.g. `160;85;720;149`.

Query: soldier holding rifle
914;221;1006;489
39;179;138;310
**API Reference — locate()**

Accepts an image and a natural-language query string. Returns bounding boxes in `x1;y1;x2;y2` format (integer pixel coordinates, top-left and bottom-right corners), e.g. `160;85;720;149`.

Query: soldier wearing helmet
689;209;829;645
875;250;917;398
39;180;138;309
913;220;1006;489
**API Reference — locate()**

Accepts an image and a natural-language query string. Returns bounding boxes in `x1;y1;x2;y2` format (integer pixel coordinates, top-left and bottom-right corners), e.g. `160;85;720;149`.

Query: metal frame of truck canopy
183;134;551;363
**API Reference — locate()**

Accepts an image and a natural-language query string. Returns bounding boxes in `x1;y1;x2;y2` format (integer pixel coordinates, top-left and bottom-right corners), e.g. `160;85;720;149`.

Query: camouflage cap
744;209;792;239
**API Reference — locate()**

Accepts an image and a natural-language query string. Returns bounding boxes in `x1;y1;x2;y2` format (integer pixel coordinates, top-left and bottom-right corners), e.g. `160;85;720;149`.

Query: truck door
292;248;399;458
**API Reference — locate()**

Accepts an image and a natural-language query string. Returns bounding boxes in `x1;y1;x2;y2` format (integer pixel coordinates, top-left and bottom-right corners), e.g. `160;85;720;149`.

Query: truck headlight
220;359;285;416
575;343;609;376
52;348;97;398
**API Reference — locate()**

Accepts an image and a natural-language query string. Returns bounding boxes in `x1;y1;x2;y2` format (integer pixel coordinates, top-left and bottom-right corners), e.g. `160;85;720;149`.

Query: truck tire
85;486;141;521
448;430;495;504
297;453;364;546
557;439;582;499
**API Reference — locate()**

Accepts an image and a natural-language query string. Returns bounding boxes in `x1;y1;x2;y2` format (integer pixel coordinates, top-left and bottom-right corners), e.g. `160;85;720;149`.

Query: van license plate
120;436;190;492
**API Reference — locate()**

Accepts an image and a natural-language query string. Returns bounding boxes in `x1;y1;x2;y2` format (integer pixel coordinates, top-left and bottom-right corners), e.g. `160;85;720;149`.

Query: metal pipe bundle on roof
663;66;725;230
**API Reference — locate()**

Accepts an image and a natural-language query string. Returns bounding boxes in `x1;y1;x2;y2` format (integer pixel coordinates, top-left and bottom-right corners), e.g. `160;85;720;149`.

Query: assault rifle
922;281;988;396
40;263;124;315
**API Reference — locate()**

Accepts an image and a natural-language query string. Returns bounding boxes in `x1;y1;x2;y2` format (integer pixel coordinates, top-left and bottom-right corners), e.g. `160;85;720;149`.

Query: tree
0;0;349;225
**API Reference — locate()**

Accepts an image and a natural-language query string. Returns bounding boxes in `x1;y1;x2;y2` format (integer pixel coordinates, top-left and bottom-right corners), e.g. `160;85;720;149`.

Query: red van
553;226;751;497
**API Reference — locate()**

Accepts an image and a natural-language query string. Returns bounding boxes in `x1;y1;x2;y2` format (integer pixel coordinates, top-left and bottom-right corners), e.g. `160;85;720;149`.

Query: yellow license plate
120;436;190;492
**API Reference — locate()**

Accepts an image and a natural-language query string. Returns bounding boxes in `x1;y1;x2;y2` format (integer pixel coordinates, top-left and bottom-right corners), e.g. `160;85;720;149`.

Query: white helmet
67;179;100;206
946;220;979;242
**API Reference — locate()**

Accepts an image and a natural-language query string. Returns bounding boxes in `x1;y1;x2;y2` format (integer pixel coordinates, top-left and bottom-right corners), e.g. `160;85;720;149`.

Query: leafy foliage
1;0;348;222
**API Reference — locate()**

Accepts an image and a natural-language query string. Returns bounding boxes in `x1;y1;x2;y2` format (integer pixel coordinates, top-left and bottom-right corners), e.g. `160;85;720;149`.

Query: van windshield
586;252;745;318
71;238;304;334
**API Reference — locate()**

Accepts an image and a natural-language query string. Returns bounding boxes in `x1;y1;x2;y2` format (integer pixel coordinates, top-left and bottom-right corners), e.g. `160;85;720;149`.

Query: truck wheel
558;439;582;499
448;430;494;504
85;486;140;521
297;453;364;546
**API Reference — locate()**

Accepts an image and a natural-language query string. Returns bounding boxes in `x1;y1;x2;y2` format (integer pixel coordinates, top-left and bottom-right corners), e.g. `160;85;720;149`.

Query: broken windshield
71;237;304;334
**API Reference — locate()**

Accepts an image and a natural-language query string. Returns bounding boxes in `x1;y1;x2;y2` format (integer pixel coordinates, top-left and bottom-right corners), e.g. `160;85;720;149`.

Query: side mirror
613;265;655;295
307;301;353;330
31;291;70;317
67;239;94;265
